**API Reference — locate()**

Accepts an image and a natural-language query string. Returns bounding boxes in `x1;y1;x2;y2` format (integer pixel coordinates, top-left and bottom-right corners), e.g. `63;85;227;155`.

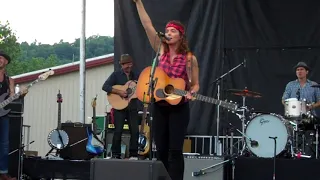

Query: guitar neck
57;103;62;129
173;89;237;111
139;105;148;133
92;107;97;133
0;78;39;109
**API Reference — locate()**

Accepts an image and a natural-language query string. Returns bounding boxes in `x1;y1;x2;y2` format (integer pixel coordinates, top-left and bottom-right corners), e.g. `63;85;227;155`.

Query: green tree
0;21;22;76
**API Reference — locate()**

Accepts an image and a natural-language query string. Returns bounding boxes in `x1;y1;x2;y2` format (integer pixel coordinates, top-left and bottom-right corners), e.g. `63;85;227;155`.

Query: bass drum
245;113;293;158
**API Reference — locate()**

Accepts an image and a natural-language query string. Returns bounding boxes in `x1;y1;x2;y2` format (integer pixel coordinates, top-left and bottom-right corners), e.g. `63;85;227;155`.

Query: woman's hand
185;90;195;100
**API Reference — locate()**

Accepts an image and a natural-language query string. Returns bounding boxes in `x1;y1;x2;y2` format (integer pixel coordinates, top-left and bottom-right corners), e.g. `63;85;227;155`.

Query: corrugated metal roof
13;53;114;84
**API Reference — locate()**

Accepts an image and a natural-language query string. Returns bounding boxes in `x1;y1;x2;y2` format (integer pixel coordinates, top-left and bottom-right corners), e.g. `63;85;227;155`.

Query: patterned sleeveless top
158;52;190;90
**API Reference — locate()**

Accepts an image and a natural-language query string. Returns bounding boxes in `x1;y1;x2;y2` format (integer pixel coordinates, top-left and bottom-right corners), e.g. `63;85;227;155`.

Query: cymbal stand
233;93;248;155
316;124;319;159
239;95;248;154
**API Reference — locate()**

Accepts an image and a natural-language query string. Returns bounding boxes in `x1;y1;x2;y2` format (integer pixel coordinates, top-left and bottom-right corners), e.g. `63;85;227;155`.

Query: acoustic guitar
138;98;150;156
136;66;238;112
107;80;137;110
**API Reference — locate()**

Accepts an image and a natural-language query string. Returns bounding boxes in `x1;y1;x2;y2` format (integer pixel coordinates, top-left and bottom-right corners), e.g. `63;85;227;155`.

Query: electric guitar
0;70;54;117
107;80;137;110
138;98;150;156
86;95;105;156
135;66;238;112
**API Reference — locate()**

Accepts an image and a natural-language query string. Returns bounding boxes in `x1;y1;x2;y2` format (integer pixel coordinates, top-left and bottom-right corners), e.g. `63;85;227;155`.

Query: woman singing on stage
133;0;200;179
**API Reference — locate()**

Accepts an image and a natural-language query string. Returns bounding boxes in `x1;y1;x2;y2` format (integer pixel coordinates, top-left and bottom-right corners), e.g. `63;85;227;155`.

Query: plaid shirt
158;52;190;90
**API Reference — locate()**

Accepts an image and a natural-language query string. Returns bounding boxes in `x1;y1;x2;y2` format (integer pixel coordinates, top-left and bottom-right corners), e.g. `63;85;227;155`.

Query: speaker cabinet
90;159;171;180
183;155;226;180
8;113;23;178
59;123;94;160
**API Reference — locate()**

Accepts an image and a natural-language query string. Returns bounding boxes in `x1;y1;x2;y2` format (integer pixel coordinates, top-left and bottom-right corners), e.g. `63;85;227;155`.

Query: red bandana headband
166;23;185;35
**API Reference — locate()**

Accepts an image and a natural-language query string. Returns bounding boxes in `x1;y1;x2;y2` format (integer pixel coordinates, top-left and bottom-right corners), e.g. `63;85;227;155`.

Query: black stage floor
23;156;320;180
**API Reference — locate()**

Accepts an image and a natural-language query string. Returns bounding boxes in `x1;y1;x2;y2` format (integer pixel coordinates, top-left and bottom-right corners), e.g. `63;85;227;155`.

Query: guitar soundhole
164;85;174;95
126;88;132;96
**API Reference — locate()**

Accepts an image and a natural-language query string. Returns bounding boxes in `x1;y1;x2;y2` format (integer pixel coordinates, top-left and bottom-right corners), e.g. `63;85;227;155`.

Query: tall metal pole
79;0;86;124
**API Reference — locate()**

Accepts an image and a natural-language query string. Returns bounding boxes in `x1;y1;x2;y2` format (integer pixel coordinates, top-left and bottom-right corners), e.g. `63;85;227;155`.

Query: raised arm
133;0;163;53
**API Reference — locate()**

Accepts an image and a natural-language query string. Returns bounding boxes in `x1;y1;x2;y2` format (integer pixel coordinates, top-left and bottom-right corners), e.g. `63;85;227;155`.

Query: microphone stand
269;136;277;180
146;37;162;160
211;61;245;155
192;154;238;179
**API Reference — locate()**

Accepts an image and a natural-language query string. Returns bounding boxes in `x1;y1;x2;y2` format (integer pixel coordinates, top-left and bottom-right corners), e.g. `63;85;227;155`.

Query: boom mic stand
146;36;162;160
211;60;245;155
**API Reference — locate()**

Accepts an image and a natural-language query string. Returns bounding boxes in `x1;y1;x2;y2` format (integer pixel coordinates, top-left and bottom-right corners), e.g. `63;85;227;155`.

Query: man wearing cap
102;54;140;160
282;62;320;112
0;50;27;180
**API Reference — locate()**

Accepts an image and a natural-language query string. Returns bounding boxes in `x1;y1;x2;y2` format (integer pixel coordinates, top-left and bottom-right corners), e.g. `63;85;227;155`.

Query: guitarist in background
0;50;27;180
133;0;200;179
102;54;140;160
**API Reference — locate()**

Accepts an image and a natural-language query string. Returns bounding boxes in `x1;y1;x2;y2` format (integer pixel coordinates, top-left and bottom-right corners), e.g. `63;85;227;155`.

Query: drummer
282;62;320;114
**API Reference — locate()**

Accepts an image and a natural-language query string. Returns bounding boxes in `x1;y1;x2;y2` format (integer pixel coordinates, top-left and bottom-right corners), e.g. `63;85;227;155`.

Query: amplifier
90;159;171;180
183;155;227;180
59;123;94;160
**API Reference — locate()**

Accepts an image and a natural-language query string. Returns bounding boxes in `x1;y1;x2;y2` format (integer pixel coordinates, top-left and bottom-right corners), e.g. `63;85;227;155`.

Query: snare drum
245;113;292;158
284;98;307;118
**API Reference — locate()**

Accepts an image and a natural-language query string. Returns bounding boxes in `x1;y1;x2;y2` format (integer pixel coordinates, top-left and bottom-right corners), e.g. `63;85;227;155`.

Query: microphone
157;32;171;41
243;58;246;68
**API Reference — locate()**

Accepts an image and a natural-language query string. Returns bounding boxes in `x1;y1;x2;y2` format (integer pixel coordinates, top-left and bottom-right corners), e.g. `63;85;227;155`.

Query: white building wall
19;63;114;156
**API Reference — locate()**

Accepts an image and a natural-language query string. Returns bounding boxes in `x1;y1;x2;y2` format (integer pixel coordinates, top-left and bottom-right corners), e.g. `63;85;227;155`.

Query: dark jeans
153;101;190;180
111;108;139;157
0;115;9;174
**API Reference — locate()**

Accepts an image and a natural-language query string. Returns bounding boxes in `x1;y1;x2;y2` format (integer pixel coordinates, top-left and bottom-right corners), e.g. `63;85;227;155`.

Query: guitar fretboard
0;79;39;109
173;89;238;111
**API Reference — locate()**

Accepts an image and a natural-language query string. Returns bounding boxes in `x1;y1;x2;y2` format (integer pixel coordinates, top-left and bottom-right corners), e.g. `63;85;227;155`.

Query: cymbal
226;89;262;98
311;84;320;88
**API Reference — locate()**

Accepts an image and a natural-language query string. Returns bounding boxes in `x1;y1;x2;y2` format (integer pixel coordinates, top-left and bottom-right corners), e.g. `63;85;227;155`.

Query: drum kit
226;87;320;159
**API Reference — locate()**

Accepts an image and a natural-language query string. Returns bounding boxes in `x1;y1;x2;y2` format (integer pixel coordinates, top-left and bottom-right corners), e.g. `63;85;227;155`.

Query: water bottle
15;84;20;94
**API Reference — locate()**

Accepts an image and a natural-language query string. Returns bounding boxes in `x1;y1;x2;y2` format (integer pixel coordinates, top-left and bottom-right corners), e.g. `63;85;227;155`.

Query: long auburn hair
163;20;189;54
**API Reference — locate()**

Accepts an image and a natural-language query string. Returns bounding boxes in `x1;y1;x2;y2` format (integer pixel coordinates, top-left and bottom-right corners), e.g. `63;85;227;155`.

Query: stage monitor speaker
90;159;171;180
59;122;94;160
8;113;23;179
183;155;226;180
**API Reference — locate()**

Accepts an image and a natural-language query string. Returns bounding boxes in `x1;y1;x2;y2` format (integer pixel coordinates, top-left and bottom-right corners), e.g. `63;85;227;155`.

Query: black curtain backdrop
114;0;320;136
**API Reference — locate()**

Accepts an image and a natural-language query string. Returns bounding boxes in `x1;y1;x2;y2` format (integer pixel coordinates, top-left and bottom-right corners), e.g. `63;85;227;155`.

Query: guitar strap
186;52;193;85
